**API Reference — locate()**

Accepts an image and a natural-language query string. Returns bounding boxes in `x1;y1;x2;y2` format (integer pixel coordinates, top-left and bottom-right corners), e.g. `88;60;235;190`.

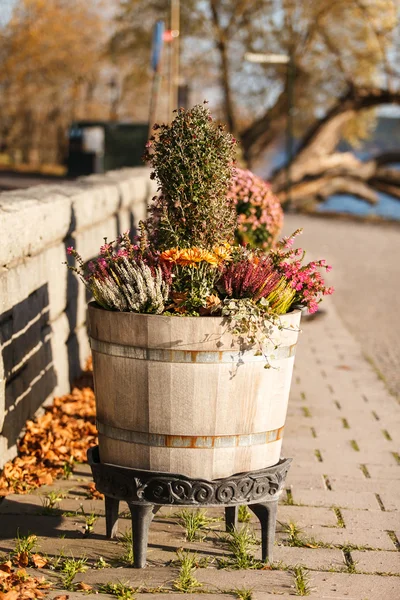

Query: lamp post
244;52;295;210
169;0;180;118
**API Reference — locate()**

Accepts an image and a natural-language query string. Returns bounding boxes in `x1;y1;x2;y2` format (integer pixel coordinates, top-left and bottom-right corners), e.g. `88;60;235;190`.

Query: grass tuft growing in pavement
234;587;253;600
342;546;357;573
60;556;88;590
219;526;262;569
332;506;345;528
280;521;330;549
13;531;38;557
292;564;311;596
238;505;252;523
176;508;219;541
41;490;64;513
173;549;202;593
98;581;136;599
119;528;134;565
281;488;294;505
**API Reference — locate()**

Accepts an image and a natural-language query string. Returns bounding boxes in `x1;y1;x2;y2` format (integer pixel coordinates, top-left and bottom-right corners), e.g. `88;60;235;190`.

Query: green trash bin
67;121;149;177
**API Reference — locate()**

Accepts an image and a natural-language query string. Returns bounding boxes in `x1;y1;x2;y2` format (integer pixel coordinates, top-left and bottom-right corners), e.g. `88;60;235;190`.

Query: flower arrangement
228;168;283;249
66;103;333;349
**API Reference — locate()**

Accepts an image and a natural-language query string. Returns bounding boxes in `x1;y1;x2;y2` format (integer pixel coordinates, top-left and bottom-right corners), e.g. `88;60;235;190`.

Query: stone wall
0;168;155;468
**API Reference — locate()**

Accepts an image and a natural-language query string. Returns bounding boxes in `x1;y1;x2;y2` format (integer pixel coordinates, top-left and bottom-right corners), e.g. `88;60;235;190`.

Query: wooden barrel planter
88;302;301;480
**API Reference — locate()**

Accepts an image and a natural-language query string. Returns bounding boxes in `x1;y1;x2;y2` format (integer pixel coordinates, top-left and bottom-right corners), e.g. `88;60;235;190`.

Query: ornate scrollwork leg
105;496;120;539
225;506;239;531
249;501;278;562
129;503;157;568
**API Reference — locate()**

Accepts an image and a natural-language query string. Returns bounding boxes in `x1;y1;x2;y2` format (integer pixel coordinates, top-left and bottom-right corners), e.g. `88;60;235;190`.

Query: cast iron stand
88;446;291;568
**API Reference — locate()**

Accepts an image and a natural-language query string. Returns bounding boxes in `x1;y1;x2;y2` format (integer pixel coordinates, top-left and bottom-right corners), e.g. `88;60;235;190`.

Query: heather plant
228;168;284;249
66;233;170;314
144;102;237;250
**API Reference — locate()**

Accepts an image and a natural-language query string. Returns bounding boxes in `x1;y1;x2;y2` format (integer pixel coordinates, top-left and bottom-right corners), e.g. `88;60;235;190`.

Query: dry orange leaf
0;365;96;497
0;562;12;573
76;582;92;591
53;596;69;600
14;552;29;568
31;555;47;568
0;591;19;600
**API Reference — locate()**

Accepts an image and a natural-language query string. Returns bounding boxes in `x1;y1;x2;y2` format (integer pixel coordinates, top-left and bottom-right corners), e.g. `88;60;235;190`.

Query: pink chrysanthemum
228;168;283;250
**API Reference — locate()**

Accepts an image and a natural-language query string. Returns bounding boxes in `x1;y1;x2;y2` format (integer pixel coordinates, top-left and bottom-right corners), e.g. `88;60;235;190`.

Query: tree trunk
209;0;237;135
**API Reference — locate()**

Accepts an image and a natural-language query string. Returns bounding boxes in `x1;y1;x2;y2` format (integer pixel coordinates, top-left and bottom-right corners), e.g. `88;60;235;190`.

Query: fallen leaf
14;552;29;567
0;592;19;600
53;596;69;600
31;554;47;568
76;582;92;591
0;561;12;573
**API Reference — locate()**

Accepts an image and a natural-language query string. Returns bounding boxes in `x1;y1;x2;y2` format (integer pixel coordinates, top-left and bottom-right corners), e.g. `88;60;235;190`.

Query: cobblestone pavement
0;300;399;599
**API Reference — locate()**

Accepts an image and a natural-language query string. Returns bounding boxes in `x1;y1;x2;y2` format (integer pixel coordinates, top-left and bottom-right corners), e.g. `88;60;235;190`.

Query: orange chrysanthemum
160;248;182;263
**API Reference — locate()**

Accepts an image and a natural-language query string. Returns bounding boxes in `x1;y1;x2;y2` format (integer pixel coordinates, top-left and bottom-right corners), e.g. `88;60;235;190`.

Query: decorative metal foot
249;501;278;562
105;496;120;539
129;504;161;568
225;506;238;531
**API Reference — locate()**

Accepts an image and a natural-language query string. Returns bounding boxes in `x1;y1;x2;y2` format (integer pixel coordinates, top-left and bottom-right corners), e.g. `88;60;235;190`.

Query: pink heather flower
100;243;111;254
67;246;74;255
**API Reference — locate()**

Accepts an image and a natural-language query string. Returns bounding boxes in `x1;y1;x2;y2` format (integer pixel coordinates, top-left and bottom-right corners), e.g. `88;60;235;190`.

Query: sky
0;0;17;27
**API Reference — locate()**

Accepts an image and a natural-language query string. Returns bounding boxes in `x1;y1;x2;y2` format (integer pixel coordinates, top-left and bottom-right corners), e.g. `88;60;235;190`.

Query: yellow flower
213;243;232;263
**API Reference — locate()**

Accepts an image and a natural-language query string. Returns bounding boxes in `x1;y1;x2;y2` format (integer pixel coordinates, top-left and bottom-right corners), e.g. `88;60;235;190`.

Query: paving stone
284;473;326;490
308;571;400;598
314;449;399;467
273;546;345;571
365;465;400;480
76;566;177;590
195;568;294;595
292;489;380;510
352;550;400;575
340;509;400;531
277;525;397;551
135;596;236;600
274;506;338;528
46;592;114;600
376;493;400;512
328;477;400;495
288;461;367;478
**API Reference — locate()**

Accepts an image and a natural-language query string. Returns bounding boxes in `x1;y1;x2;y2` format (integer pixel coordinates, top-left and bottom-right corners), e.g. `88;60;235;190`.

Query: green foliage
292;564;311;596
98;581;136;599
60;556;88;590
173;550;202;593
235;587;253;600
119;528;134;565
176;508;219;541
219;526;262;570
238;505;251;523
145;103;237;250
41;490;64;513
13;531;37;557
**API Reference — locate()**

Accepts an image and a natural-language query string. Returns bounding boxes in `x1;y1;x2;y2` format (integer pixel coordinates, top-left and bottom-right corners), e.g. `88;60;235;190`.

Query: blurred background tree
0;0;109;165
1;0;399;204
111;0;400;204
